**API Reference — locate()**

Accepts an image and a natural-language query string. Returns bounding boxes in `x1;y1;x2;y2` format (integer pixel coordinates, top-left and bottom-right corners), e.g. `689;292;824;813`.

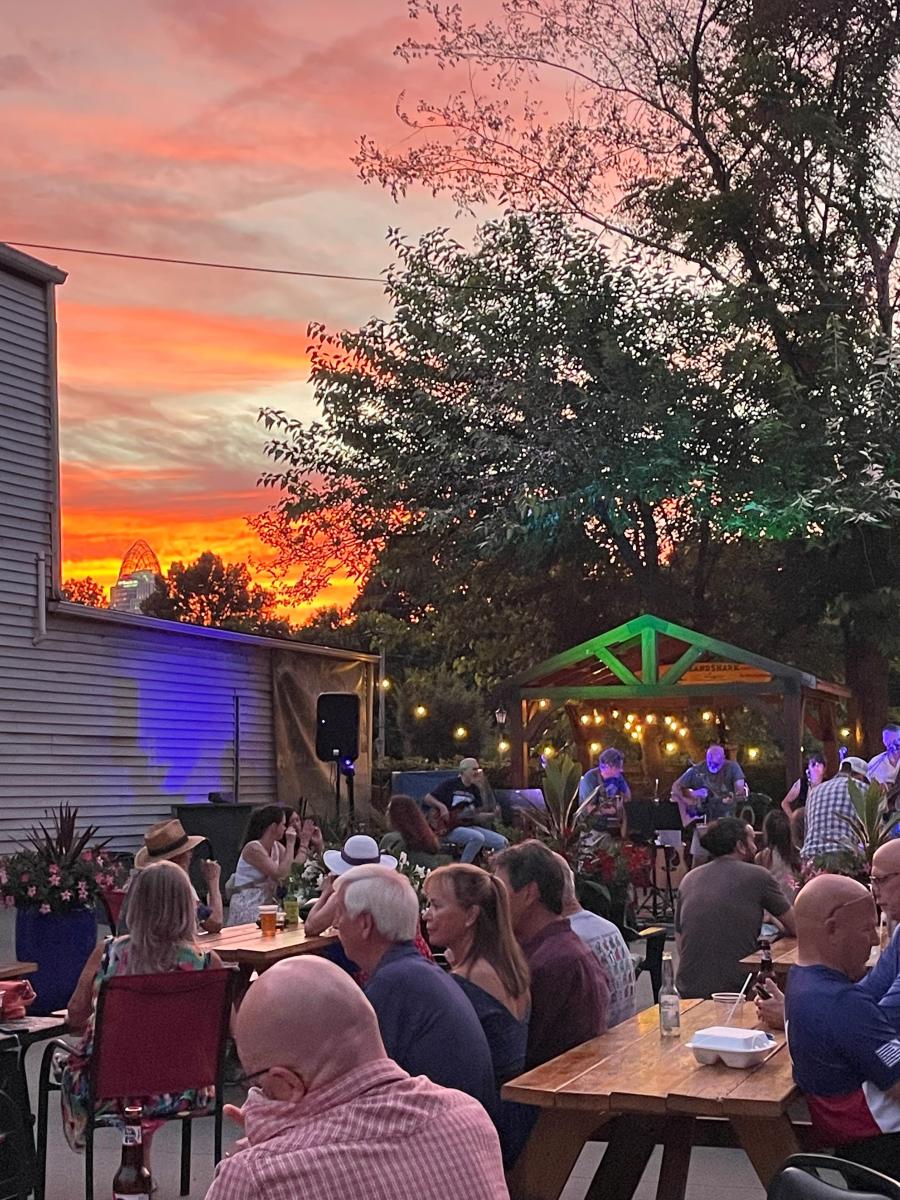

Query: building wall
0;244;371;854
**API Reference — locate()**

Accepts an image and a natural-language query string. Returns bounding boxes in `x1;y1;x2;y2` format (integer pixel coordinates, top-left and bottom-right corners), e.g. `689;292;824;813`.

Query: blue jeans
444;826;509;863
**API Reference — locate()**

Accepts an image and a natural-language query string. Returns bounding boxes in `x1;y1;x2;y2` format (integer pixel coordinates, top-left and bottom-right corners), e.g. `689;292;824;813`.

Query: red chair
97;889;126;934
35;967;236;1200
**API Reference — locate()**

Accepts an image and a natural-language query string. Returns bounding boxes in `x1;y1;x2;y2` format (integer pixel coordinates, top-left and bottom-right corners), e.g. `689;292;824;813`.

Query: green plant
0;805;123;914
522;753;585;857
839;780;894;866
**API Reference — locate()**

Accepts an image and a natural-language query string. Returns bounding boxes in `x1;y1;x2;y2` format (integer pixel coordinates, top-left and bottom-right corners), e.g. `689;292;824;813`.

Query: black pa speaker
315;693;360;763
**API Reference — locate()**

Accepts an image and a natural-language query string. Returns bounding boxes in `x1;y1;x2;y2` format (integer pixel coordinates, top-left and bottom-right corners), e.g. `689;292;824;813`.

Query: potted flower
0;805;125;1013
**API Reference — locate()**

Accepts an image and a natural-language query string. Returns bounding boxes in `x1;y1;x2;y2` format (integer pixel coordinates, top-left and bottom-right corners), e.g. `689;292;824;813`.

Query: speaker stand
333;758;342;825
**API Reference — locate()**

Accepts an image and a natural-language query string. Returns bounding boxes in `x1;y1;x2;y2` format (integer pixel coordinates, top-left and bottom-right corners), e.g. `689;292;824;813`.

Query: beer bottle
659;952;681;1038
754;939;776;999
112;1106;152;1197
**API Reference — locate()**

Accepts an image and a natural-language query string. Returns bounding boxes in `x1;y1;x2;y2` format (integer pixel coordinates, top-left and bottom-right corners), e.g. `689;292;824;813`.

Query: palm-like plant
524;753;585;858
838;780;893;868
21;804;107;866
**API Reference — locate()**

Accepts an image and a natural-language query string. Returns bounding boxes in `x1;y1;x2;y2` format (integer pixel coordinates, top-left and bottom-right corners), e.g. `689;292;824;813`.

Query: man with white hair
205;957;508;1200
333;864;497;1113
553;852;636;1026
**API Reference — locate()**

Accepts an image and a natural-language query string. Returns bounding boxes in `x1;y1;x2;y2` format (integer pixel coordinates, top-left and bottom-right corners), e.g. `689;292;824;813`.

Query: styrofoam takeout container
685;1025;776;1068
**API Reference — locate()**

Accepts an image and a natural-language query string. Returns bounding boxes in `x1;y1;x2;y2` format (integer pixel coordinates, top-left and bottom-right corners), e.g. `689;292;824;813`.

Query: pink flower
39;903;51;914
61;890;72;901
27;886;37;897
0;869;7;885
19;873;30;883
82;850;93;862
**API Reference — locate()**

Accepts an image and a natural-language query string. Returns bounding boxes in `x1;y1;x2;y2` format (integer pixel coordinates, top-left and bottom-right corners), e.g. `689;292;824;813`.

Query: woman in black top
781;753;825;817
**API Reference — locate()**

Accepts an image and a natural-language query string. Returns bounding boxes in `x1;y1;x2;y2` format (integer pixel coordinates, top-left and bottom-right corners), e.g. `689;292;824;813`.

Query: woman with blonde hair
423;863;531;1166
60;861;223;1160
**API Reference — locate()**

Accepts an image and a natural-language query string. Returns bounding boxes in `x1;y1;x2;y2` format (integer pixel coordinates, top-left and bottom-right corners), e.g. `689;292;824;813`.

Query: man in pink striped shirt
204;956;508;1200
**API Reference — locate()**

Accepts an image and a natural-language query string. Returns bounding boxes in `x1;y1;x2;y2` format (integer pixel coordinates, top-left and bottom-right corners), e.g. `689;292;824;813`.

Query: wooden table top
740;939;879;974
502;999;797;1119
199;923;338;969
0;961;37;981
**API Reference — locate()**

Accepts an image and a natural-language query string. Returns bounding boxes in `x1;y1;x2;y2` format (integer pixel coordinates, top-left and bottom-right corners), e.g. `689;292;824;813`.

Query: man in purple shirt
494;840;609;1068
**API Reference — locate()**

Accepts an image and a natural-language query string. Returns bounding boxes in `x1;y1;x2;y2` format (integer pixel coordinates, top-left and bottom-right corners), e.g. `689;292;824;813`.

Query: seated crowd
52;740;900;1192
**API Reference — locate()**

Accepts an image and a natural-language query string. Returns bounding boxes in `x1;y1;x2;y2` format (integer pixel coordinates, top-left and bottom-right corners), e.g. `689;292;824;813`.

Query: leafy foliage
395;667;490;760
140;550;292;637
840;779;895;866
61;577;108;608
0;805;126;914
523;752;585;856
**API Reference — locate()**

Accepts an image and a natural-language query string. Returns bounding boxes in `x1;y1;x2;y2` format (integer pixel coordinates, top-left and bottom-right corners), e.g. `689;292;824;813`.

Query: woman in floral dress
59;860;222;1162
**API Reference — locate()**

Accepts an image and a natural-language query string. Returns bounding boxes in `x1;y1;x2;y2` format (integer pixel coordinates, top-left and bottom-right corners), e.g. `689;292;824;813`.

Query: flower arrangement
289;855;326;902
395;851;432;909
0;805;127;914
574;834;651;921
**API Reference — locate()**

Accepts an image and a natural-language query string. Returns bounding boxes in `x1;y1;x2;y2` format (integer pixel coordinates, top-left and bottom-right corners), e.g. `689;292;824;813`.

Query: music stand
625;800;680;921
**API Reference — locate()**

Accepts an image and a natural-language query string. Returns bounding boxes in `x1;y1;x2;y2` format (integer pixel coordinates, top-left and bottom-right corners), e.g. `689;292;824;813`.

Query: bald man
786;874;900;1176
205;957;508;1200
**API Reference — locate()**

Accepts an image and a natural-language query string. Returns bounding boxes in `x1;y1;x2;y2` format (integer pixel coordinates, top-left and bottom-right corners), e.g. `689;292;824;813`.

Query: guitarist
422;758;509;864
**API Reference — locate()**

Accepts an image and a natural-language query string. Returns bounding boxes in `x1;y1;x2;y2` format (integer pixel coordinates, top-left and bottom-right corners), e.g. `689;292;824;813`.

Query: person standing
423;759;509;863
801;757;869;874
868;724;900;790
781;754;827;818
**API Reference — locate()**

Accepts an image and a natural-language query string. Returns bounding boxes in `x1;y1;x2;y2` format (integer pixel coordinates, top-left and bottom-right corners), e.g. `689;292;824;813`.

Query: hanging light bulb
453;725;468;740
413;704;428;719
645;713;657;724
664;741;678;754
542;745;555;758
580;714;591;726
589;741;601;754
538;699;550;710
747;747;760;760
702;710;714;722
611;709;620;719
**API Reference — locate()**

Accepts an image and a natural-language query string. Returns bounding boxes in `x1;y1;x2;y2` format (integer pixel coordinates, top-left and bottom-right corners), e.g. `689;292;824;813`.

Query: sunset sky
2;0;480;618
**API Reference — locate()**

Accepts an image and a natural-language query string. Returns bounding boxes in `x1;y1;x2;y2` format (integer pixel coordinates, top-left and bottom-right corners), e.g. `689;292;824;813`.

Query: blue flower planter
15;906;97;1015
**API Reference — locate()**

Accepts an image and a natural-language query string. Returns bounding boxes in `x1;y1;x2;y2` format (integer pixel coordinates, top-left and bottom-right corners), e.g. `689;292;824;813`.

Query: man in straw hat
120;818;223;934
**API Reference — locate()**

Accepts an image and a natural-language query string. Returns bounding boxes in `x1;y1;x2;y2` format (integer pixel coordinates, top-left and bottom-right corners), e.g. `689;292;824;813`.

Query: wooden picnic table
740;938;879;981
0;961;37;981
199;922;338;972
502;998;800;1200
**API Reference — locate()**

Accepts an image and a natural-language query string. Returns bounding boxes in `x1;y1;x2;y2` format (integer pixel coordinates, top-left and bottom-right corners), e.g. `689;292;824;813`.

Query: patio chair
97;888;127;934
623;925;667;1002
768;1154;900;1200
0;1084;31;1200
35;967;236;1200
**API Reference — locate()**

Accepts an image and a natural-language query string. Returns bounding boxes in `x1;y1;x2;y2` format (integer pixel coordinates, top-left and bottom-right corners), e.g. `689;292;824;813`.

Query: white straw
725;973;754;1024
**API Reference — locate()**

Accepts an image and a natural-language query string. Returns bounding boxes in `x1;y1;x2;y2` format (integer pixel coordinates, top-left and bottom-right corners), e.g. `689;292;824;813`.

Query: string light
664;716;675;728
589;741;601;754
678;726;689;738
594;714;605;725
542;745;556;758
538;699;550;710
665;741;678;754
646;713;657;724
611;709;620;719
413;704;428;718
839;726;851;738
380;678;391;691
702;710;714;722
630;731;641;741
747;747;760;760
453;725;468;740
580;714;591;726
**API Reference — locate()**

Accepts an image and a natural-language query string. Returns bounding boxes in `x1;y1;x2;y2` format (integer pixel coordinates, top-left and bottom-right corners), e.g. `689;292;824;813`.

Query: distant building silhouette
110;539;162;613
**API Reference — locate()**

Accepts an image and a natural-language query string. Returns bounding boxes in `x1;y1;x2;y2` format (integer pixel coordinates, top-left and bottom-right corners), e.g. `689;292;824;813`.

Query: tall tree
140;551;292;637
354;0;900;747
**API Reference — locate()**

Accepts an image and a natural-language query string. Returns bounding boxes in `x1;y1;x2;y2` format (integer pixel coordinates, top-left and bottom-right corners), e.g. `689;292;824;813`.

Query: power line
4;241;386;286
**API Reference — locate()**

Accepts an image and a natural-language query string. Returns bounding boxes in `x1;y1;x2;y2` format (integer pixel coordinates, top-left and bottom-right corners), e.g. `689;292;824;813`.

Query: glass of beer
259;905;278;936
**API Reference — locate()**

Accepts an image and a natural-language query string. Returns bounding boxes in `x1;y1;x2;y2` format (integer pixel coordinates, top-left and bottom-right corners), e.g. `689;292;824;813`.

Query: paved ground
5;908;766;1200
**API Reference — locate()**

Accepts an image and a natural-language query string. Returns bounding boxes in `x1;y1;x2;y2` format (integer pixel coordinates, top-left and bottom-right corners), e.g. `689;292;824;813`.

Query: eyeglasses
871;871;900;889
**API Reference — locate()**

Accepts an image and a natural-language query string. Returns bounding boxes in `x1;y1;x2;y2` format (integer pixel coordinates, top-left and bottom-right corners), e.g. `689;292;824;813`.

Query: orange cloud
58;300;312;394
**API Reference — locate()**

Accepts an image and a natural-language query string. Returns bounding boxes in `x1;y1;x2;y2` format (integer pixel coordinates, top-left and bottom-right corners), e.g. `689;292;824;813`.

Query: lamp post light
495;705;508;757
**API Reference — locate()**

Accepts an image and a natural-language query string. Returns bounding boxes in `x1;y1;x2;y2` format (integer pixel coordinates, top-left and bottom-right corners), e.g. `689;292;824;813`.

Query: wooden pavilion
505;614;850;789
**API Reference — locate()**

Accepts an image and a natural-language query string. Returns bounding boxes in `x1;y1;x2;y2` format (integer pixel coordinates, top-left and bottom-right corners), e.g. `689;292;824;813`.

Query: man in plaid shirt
801;757;868;872
204;956;508;1200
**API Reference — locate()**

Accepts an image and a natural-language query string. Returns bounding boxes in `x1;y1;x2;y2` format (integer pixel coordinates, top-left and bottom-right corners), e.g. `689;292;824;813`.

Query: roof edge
0;242;67;285
48;601;379;662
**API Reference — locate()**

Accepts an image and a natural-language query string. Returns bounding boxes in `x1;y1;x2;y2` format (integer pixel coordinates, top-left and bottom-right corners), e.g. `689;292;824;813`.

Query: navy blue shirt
858;925;900;1023
787;963;900;1147
364;942;498;1117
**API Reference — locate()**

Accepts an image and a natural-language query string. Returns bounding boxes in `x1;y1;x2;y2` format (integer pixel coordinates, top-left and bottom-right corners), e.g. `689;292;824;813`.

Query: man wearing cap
423;759;509;864
119;819;222;934
801;757;869;874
